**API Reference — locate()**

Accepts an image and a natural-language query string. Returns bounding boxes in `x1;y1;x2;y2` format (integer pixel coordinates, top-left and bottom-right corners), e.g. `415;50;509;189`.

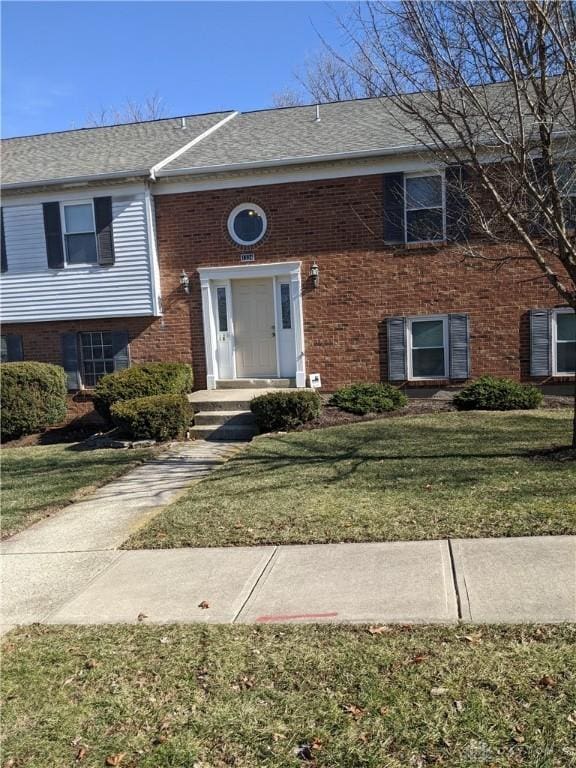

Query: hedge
329;382;408;415
110;394;193;441
453;376;543;411
1;362;67;441
93;363;193;420
250;390;322;433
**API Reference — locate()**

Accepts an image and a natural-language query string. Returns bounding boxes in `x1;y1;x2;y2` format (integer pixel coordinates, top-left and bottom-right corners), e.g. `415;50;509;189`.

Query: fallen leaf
512;735;525;744
379;706;389;716
368;625;392;635
343;703;366;719
454;700;464;712
412;653;428;664
137;613;148;622
75;746;88;761
459;633;482;645
105;755;126;766
159;636;169;644
538;675;557;689
430;687;449;697
198;601;210;610
311;737;323;751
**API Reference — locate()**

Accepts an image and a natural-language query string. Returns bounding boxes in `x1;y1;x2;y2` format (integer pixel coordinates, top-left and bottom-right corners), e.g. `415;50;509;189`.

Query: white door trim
198;261;306;389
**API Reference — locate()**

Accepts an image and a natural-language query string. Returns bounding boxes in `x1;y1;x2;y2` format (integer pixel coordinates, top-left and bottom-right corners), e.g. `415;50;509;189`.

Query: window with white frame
408;316;448;379
405;174;445;243
79;332;115;386
552;309;575;375
62;202;98;264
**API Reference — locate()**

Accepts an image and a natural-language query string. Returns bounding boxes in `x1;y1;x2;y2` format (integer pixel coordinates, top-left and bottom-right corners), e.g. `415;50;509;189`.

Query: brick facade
3;173;572;398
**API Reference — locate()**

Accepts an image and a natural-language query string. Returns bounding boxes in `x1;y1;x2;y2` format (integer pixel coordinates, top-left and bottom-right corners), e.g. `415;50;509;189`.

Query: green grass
127;411;575;549
1;443;156;538
2;623;575;767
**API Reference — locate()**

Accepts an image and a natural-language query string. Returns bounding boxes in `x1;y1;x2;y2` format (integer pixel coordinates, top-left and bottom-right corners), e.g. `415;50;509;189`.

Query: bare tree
85;92;167;127
313;0;575;444
271;88;306;108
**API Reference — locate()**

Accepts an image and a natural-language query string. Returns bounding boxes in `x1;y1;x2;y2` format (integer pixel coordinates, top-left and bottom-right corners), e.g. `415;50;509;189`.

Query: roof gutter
154;142;428;179
1;168;148;192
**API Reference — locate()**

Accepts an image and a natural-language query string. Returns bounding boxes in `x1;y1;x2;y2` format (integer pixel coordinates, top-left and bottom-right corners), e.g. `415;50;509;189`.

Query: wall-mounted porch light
179;270;190;294
309;261;320;289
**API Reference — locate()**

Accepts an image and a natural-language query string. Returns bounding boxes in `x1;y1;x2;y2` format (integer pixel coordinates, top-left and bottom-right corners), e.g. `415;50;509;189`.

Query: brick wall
3;173;572;396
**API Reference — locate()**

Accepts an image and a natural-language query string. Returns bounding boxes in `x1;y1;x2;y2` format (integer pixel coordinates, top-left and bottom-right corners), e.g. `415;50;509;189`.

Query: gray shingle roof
4;83;570;189
160;98;415;173
1;111;232;186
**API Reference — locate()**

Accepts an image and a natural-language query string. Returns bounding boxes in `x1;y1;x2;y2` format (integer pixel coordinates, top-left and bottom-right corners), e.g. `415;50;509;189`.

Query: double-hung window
408;316;448;379
79;331;116;386
62;202;98;265
552;309;575;375
404;174;445;243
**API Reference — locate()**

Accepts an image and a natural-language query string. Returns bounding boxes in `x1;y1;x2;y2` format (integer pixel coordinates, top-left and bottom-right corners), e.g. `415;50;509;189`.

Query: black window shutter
43;202;65;269
383;173;405;243
111;331;130;371
62;333;80;389
448;314;471;379
445;165;470;242
94;197;115;266
1;207;7;273
387;316;407;381
529;309;552;376
5;335;23;361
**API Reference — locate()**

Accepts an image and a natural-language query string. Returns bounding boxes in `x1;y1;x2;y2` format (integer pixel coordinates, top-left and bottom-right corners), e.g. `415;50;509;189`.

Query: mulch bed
296;399;455;431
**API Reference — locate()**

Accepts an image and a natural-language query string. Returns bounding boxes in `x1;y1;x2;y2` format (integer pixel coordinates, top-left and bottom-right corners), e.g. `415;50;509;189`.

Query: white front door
232;278;277;377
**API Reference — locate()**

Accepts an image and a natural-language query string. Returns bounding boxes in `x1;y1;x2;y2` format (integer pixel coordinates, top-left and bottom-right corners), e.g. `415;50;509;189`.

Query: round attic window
228;203;267;246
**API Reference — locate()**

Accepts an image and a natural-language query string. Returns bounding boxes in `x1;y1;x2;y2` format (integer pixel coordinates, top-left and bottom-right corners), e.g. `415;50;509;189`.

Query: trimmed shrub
93;363;193;420
250;390;322;433
110;394;193;441
329;382;408;415
453;376;543;411
1;362;67;441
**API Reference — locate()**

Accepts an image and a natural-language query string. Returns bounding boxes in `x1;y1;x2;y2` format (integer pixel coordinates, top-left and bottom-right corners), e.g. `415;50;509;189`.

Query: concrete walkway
3;536;574;629
1;440;574;629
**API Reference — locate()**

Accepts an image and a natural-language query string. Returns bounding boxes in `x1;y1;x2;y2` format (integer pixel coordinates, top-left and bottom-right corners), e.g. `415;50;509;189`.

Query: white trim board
1;182;147;207
198;261;301;281
153;155;441;195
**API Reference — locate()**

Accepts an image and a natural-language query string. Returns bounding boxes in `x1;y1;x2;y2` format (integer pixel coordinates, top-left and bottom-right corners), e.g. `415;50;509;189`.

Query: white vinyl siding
0;194;157;322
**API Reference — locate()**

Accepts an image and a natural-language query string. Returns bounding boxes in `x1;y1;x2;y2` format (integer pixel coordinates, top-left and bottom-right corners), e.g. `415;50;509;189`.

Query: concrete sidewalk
3;537;575;629
1;439;574;630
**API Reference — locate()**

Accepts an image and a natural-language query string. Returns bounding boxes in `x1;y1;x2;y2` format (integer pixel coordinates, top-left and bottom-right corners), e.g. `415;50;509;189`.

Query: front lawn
127;410;575;549
1;443;156;538
2;623;574;767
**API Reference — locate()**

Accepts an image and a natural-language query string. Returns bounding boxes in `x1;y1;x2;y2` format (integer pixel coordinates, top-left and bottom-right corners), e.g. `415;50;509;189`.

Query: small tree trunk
572;376;576;449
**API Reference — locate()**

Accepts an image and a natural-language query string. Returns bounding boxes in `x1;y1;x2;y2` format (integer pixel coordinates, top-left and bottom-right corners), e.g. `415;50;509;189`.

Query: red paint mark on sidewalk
256;612;339;623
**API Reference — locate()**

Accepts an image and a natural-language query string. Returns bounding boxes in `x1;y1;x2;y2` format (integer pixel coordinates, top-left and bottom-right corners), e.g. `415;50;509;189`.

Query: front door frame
198;261;306;389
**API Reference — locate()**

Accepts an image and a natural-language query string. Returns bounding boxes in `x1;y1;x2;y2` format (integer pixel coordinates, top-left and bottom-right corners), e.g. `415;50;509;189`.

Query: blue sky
1;1;352;138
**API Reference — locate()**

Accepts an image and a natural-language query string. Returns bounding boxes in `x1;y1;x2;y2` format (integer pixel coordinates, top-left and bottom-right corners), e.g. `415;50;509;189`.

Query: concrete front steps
191;409;257;441
189;381;295;441
216;378;295;389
